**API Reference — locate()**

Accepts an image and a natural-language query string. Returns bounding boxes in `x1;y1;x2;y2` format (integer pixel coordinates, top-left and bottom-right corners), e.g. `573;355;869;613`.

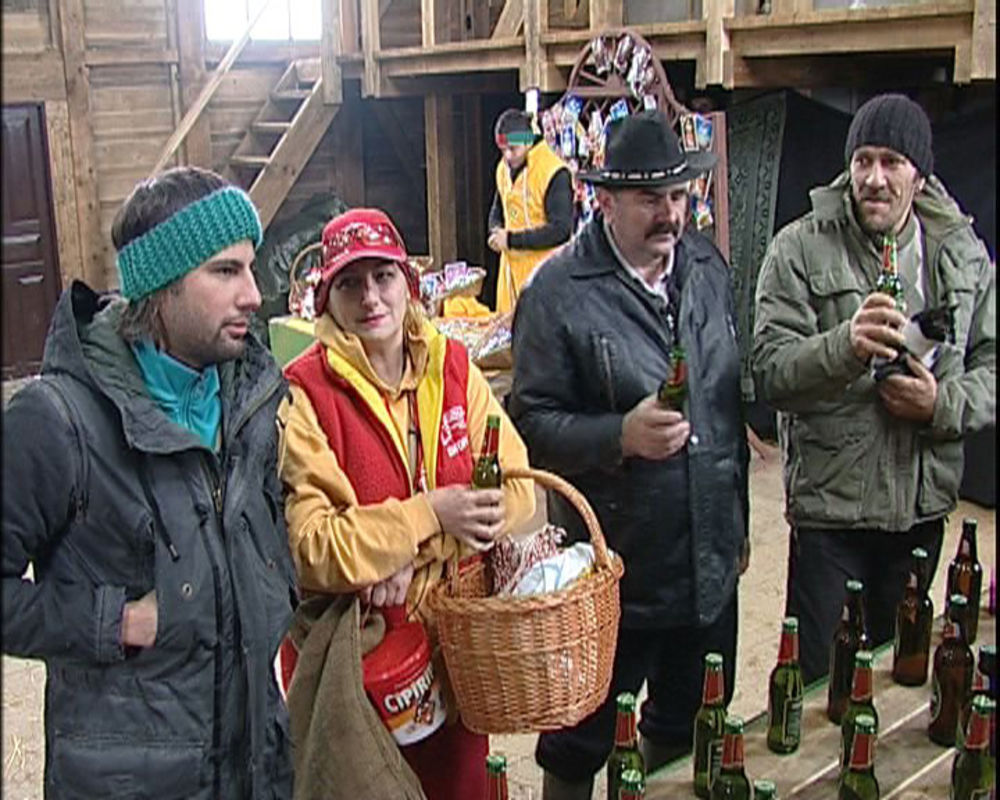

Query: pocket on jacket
804;257;864;332
592;332;620;410
47;736;209;799
788;416;871;522
917;439;963;517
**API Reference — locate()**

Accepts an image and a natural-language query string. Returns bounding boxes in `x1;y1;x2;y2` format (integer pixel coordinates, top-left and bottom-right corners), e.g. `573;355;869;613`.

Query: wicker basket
428;467;623;734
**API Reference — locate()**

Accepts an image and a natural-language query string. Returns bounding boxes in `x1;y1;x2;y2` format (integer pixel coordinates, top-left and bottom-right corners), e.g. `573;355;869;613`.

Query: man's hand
487;228;509;253
426;486;505;551
121;590;157;648
878;354;937;423
849;293;907;363
361;561;414;608
621;394;691;461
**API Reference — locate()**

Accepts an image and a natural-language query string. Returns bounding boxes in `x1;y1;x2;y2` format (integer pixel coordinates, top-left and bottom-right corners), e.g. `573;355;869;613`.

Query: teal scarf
131;340;222;451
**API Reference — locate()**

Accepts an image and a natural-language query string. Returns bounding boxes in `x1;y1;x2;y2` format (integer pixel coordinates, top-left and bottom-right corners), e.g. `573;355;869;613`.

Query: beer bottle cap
724;715;745;734
485;414;501;430
616;692;637;712
705;652;724;668
753;779;777;796
854;714;876;733
846;579;864;593
486;753;507;773
911;547;928;560
854;650;874;667
782;617;799;631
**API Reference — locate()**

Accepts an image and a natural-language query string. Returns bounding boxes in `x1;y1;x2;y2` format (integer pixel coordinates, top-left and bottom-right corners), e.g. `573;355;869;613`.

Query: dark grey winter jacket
2;282;296;799
509;216;749;628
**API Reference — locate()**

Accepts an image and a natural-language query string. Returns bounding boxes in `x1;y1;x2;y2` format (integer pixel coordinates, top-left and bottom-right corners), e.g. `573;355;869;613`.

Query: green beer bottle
929;595;975;746
945;518;983;645
875;233;904;312
951;695;995;800
472;414;501;489
892;547;934;686
485;753;509;800
828;580;869;724
710;716;751;800
752;779;777;799
657;344;688;412
838;714;879;800
619;768;645;800
957;644;994;751
767;617;804;754
607;692;644;800
840;651;879;773
693;653;727;798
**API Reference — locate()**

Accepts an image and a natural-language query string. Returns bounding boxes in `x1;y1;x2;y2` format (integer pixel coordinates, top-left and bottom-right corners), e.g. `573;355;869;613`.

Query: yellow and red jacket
278;314;535;627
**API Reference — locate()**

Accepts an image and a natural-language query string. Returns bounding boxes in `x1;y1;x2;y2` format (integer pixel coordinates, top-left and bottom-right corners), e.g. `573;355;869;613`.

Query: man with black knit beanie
2;166;296;798
487;108;573;314
753;93;995;684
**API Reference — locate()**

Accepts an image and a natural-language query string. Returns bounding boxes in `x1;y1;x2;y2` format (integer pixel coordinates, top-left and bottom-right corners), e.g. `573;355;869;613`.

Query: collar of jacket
567;212;716;281
41;281;283;455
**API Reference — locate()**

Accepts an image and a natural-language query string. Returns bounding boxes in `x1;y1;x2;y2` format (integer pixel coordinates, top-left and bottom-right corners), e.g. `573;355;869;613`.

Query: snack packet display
488;525;565;596
512;542;602;597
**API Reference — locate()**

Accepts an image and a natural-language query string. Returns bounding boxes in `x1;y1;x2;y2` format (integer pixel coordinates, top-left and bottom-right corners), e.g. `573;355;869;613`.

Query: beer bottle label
784;696;803;743
930;673;942;723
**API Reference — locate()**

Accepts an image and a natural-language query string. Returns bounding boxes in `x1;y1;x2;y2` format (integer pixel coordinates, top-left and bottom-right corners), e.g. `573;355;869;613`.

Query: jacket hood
41;281;284;453
809;171;974;243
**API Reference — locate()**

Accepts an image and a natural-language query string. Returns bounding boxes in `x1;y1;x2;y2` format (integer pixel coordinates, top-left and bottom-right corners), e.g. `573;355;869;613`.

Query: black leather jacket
509;216;749;628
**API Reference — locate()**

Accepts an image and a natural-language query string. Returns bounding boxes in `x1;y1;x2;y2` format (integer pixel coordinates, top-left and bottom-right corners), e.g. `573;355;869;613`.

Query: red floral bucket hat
315;208;419;314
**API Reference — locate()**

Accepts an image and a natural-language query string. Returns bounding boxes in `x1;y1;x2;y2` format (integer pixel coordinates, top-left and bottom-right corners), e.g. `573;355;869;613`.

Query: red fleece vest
284;340;474;503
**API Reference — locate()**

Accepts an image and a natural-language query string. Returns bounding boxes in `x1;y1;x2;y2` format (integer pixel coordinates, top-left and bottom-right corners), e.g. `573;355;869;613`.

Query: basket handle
502;466;613;571
288;241;324;302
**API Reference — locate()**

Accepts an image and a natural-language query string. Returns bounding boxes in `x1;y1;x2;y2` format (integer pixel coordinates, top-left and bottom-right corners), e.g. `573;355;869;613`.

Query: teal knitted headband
116;186;263;300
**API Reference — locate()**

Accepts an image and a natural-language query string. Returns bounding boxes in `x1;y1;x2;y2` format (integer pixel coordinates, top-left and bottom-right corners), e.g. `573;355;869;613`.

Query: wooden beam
44;99;85;288
522;0;543;90
372;103;426;198
360;0;382;96
322;0;344;104
175;0;212;167
589;0;623;30
970;0;995;79
82;48;179;66
342;0;361;53
58;0;106;288
423;94;458;266
329;92;365;206
492;0;525;38
422;0;438;45
458;94;485;268
703;0;735;87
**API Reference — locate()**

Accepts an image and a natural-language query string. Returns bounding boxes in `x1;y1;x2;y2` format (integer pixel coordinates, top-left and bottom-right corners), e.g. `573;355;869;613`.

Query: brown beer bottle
957;643;995;752
766;617;804;754
946;518;983;644
892;547;934;686
828;579;869;724
693;653;727;798
607;692;644;800
929;594;975;746
950;695;995;800
840;651;879;772
472;414;502;489
838;714;879;800
710;716;751;800
485;753;509;800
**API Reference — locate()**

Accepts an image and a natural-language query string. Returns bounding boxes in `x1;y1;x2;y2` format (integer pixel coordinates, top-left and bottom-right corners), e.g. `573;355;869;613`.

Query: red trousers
402;719;488;800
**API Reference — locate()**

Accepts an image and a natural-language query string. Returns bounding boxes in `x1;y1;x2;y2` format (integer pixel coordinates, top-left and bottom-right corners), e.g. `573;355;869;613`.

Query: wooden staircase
226;57;341;229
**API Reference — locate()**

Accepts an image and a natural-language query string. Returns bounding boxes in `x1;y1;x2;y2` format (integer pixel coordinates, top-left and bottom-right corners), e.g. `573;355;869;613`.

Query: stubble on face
849;146;924;236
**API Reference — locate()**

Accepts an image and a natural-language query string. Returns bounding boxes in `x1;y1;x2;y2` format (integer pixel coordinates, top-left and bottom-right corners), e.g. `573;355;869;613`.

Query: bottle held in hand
657;344;688;413
472;414;502;489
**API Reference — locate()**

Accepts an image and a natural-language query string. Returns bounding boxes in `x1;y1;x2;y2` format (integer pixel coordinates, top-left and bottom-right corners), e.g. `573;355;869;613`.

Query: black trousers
535;592;738;782
785;519;945;686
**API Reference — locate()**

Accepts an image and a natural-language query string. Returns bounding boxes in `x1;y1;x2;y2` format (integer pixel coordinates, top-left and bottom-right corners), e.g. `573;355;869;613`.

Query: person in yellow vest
488;109;573;314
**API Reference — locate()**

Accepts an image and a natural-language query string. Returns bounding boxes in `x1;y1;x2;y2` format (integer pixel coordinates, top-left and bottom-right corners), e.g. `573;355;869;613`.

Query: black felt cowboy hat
579;109;717;188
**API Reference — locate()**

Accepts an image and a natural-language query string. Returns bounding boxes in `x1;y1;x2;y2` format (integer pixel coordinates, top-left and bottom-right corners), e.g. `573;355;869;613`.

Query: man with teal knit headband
2;166;296;798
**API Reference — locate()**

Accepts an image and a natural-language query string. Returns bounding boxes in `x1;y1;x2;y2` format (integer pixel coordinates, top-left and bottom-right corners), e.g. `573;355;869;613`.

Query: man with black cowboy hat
509;109;750;799
753;93;995;685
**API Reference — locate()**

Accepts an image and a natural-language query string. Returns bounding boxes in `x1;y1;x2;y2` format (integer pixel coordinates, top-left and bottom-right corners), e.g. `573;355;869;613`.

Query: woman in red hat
278;208;535;798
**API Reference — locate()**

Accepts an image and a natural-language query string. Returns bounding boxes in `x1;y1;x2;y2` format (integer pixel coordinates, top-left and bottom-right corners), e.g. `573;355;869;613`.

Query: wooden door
2;103;61;379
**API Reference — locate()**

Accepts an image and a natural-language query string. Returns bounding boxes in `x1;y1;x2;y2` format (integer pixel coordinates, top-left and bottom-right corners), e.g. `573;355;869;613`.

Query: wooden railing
150;0;278;175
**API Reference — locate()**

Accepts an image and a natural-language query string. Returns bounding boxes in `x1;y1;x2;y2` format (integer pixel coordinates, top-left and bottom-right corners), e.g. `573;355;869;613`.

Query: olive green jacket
753;173;995;531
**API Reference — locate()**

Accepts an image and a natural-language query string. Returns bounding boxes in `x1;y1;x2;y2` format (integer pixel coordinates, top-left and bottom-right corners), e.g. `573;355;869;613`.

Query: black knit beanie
844;94;934;176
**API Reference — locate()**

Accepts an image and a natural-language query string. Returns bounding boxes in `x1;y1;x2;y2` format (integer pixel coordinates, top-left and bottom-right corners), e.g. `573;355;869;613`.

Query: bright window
204;0;321;41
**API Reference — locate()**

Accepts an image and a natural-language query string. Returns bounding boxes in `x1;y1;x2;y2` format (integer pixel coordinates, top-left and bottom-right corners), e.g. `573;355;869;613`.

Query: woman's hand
426;486;505;551
361;561;414;607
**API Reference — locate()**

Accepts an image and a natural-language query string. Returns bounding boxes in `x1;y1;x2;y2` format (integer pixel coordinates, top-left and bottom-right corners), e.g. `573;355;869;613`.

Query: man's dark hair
494;109;535;139
112;166;229;342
